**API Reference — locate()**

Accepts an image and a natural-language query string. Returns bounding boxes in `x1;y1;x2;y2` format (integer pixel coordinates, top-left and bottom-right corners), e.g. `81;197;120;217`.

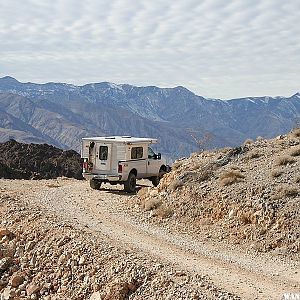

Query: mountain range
0;76;300;159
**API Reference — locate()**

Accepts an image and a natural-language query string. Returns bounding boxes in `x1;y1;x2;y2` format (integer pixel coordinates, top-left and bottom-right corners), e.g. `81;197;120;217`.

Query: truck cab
81;136;169;192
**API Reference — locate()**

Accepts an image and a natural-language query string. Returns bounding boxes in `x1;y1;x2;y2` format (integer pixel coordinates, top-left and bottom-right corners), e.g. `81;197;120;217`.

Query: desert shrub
282;187;299;197
192;163;215;182
272;186;299;199
271;169;284;178
274;155;296;166
190;152;199;159
137;187;150;200
295;176;300;183
169;179;184;191
46;182;60;188
292;128;300;138
156;204;173;218
144;198;162;211
247;149;262;159
289;147;300;157
189;162;201;171
243;138;253;145
239;211;253;225
219;170;245;186
230;165;240;170
172;160;184;170
219;147;232;154
291;241;300;253
198;168;213;182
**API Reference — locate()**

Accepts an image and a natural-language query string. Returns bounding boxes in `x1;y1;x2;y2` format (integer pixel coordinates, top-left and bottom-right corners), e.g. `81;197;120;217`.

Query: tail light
83;161;88;172
118;164;122;173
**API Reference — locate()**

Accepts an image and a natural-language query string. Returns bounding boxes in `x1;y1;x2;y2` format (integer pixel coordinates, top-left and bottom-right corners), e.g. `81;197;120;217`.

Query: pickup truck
81;136;170;192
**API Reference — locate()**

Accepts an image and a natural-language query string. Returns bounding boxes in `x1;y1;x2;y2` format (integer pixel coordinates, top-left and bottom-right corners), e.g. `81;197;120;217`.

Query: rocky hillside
0;140;82;179
133;129;300;257
0;76;300;158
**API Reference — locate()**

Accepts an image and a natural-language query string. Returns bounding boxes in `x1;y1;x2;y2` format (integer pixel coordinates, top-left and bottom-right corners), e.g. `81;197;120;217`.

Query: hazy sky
0;0;300;99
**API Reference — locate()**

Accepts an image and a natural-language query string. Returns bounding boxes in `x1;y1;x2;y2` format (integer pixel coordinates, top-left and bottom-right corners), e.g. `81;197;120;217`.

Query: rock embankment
0;183;239;300
133;129;300;257
0;140;82;179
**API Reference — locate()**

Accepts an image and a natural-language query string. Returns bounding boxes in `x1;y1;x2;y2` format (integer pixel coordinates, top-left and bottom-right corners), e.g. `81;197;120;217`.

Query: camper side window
131;147;143;159
99;146;108;160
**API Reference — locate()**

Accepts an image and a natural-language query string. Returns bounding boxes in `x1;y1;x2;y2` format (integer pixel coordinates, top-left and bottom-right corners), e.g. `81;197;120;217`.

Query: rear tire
90;179;101;190
124;173;136;193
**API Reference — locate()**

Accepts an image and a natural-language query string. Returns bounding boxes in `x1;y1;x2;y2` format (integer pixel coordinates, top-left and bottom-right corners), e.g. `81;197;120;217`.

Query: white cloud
0;0;300;99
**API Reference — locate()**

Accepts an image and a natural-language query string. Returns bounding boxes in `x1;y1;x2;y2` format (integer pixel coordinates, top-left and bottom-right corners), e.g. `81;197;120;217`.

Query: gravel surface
1;178;299;299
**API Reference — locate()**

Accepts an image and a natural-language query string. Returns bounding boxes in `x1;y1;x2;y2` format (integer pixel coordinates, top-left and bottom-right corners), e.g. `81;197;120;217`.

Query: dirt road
1;179;299;300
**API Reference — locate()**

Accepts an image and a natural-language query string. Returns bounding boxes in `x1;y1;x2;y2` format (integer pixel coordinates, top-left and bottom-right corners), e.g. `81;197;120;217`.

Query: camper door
95;143;112;171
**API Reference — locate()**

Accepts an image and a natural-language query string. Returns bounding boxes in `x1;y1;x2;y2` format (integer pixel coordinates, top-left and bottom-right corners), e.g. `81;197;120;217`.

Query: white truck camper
81;136;170;192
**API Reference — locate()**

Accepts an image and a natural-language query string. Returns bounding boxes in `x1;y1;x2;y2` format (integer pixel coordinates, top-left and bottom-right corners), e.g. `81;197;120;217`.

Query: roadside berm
133;129;300;258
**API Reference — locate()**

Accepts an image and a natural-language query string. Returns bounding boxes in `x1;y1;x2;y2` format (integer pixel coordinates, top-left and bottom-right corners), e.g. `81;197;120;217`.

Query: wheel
151;168;166;187
90;179;101;190
151;176;160;187
124;172;136;193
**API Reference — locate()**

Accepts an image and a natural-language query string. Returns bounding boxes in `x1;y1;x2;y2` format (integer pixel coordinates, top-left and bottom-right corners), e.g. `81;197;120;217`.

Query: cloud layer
1;0;300;99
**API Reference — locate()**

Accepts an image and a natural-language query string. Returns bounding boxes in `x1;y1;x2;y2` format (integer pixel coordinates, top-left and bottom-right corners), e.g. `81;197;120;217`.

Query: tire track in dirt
12;180;300;300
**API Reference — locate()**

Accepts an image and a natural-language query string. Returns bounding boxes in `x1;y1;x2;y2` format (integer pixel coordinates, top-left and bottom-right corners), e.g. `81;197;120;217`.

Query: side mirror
157;153;161;160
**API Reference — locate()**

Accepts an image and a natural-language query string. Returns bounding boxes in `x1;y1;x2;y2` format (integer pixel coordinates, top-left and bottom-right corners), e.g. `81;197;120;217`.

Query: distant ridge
0;139;82;179
0;76;299;158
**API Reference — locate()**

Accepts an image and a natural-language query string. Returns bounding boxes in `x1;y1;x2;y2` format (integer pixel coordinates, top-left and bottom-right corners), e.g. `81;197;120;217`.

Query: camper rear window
99;146;108;160
131;147;143;159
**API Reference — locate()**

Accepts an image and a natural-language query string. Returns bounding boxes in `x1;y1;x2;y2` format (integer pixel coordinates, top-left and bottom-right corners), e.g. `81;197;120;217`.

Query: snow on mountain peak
108;82;124;91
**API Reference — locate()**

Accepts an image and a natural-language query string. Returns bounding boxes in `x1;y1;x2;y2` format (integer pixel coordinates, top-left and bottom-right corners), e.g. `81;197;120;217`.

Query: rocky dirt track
0;178;299;300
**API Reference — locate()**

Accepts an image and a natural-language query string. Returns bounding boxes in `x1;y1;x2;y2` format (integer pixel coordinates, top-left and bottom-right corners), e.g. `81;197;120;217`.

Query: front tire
151;176;160;187
151;168;166;187
90;179;101;190
124;173;136;193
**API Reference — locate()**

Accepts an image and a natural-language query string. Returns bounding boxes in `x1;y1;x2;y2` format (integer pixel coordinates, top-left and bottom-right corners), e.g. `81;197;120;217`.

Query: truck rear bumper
83;173;121;181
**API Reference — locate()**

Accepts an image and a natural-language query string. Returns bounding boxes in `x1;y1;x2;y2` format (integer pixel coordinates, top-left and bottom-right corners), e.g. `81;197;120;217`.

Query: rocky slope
132;129;300;258
1;76;300;158
0;179;242;300
0;140;82;179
